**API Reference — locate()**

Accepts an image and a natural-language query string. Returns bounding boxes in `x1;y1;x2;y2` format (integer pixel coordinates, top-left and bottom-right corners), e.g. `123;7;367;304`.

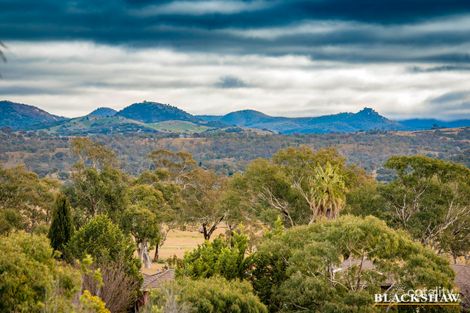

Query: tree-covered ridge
0;139;469;312
0;100;66;130
0;127;469;179
116;101;198;124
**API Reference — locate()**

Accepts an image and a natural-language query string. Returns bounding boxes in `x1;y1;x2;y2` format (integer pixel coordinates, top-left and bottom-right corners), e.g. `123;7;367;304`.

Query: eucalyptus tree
0;165;58;233
229;147;366;227
346;155;470;262
251;215;456;312
148;149;226;240
180;167;226;240
66;138;128;225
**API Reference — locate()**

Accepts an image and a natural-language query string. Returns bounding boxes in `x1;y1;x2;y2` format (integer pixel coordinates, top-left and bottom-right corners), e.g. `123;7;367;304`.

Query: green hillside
149;120;211;133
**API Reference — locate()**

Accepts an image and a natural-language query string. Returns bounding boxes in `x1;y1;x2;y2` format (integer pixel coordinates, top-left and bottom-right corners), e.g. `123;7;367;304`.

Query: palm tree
312;162;346;219
294;162;347;223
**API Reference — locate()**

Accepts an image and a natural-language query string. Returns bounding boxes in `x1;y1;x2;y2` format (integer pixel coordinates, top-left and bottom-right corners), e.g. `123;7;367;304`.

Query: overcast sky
1;0;470;119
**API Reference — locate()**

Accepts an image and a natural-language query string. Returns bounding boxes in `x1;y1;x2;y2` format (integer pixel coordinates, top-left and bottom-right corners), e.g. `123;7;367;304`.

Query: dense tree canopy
0;137;468;312
347;155;470;261
250;215;456;313
67;215;141;279
229;147;369;227
0;165;57;233
178;231;250;280
121;205;160;268
181;167;226;240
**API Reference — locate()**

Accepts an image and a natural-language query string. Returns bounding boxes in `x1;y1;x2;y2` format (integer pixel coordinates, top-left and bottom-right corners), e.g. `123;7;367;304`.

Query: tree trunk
202;224;210;240
139;241;151;269
153;242;160;262
202;216;225;240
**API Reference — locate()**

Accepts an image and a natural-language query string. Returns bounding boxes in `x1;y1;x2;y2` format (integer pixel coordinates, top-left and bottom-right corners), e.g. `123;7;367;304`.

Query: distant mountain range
1;100;469;135
0;100;66;130
197;107;401;134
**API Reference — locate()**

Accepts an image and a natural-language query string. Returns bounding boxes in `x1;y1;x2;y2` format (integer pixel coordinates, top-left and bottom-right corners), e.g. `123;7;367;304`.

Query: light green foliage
80;290;111;313
0;208;25;234
230;147;368;226
127;176;183;261
0;165;57;233
148;149;226;240
67;138;128;224
79;254;104;289
348;155;470;259
0;232;81;313
48;193;74;258
121;204;160;267
122;205;160;246
148;149;196;180
133;171;184;223
180;167;226;240
178;231;250;280
150;277;267;313
251;215;456;313
67;215;141;279
381;156;470;255
70;137;117;170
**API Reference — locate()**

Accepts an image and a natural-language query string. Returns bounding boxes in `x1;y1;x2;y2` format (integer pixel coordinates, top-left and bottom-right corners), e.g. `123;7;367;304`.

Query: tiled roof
451;264;470;308
142;269;175;291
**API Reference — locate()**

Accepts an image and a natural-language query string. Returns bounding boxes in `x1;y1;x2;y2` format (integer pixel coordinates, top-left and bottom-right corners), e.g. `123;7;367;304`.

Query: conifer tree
48;194;73;257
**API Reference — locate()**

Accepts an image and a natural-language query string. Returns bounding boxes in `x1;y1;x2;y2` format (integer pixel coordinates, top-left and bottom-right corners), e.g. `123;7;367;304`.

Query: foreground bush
148;276;267;313
177;231;250;280
67;215;142;313
0;232;81;313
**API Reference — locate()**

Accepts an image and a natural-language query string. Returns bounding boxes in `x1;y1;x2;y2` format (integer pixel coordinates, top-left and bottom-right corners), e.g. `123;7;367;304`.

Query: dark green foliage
117;101;197;123
67;215;141;279
250;215;456;313
348;155;470;259
178;231;250;280
48;194;73;257
87;107;117;117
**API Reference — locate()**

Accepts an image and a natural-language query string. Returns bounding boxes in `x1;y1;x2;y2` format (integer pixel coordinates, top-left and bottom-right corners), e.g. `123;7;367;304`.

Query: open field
141;226;228;274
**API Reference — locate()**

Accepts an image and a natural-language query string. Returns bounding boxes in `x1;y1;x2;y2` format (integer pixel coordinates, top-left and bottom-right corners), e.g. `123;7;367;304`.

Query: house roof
142;269;175;291
451;264;470;308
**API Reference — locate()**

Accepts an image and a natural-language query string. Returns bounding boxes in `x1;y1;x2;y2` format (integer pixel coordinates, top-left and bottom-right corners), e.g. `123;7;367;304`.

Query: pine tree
48;194;73;258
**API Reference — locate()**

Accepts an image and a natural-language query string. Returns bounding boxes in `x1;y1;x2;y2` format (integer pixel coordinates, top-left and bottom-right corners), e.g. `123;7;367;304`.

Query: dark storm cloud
409;65;470;72
1;0;470;63
215;75;250;88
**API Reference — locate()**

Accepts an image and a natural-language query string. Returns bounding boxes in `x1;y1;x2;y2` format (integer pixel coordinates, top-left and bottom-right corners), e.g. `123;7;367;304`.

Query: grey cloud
215;75;251;88
1;0;470;63
430;91;470;106
423;91;470;119
409;65;470;72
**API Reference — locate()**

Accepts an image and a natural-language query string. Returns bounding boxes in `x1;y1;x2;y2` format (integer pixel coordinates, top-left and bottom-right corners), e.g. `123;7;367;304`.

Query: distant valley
1;100;470;135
